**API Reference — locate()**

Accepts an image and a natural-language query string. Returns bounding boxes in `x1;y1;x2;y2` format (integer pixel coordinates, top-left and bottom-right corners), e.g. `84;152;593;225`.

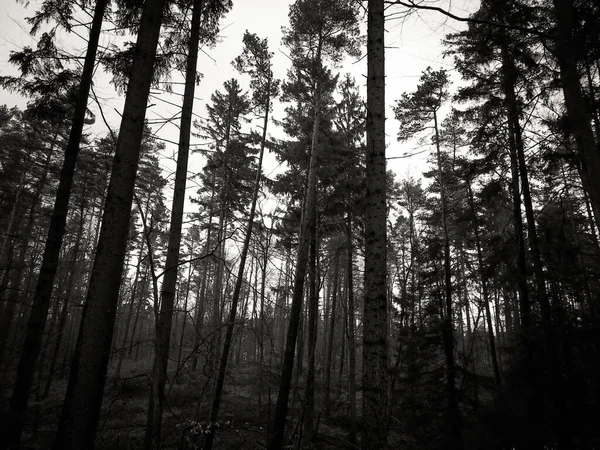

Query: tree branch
385;0;548;38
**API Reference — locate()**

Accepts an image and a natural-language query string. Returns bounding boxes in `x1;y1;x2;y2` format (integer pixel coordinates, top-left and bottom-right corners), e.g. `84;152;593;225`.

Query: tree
551;0;600;228
0;0;108;446
394;67;463;450
362;0;388;448
204;30;278;449
144;1;231;447
197;77;253;381
267;1;360;447
53;0;170;446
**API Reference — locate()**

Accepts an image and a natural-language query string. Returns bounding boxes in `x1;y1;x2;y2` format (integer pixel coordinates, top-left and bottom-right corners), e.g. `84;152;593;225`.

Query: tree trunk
267;83;321;450
176;246;194;383
0;208;28;368
144;1;202;447
191;179;216;372
466;180;501;387
204;74;273;450
362;1;389;448
502;36;573;450
1;2;108;446
53;0;167;446
43;202;86;399
552;0;600;227
346;213;357;444
114;227;147;382
323;249;339;417
302;212;318;443
433;111;462;450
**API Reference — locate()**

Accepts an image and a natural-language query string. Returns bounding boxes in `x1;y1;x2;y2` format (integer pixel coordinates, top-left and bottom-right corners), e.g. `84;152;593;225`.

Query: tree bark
466;180;501;387
0;207;27;368
43;201;86;399
502;35;573;450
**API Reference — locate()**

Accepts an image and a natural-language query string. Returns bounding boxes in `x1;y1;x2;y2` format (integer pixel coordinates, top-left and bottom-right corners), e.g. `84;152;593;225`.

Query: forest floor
3;358;409;449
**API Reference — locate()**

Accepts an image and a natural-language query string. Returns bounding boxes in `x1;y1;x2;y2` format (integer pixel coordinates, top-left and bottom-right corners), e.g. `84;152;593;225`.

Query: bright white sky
0;0;479;204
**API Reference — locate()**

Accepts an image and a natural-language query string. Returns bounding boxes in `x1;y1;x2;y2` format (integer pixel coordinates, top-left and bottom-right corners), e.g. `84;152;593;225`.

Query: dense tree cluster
1;0;600;449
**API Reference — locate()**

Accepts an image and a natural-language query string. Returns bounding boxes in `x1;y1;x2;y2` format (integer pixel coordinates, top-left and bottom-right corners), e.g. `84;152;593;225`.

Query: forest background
1;0;599;449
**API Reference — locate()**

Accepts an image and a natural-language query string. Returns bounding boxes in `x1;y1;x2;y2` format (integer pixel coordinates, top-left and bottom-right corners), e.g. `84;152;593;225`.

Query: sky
0;0;480;204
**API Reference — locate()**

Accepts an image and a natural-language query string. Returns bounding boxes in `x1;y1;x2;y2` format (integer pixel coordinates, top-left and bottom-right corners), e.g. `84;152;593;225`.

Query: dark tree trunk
204;74;273;450
302;214;318;443
267;85;321;450
43;202;86;399
144;1;203;447
1;2;108;447
346;213;357;444
191;178;216;372
466;180;501;387
114;229;147;382
362;1;389;448
502;36;574;450
433;111;462;450
0;208;28;368
323;250;339;417
552;0;600;227
53;0;167;447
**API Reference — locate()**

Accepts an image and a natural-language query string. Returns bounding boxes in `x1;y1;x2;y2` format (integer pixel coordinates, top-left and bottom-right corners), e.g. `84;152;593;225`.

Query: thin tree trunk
433;111;462;450
323;249;339;417
502;38;573;450
114;230;147;382
258;232;270;411
144;1;202;447
54;0;167;446
0;209;28;368
0;174;25;290
176;242;195;383
43;201;86;399
192;180;216;372
267;81;322;450
466;180;501;387
302;212;318;443
346;213;357;444
204;74;273;448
